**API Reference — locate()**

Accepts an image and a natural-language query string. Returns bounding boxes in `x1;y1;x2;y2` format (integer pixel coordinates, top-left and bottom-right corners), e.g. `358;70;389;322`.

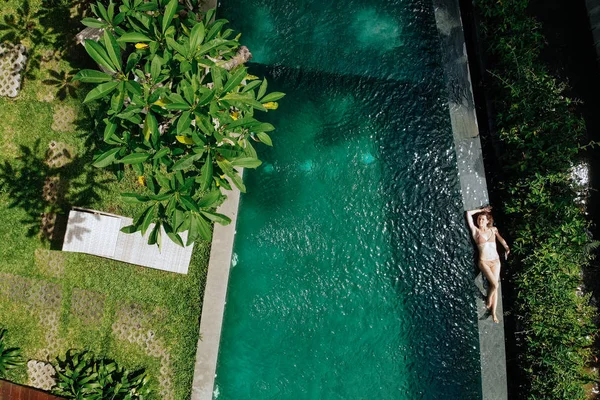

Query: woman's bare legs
479;260;500;323
489;261;501;323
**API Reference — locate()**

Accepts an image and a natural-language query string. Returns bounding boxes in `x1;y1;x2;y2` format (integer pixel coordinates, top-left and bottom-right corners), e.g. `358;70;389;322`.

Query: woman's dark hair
476;211;493;228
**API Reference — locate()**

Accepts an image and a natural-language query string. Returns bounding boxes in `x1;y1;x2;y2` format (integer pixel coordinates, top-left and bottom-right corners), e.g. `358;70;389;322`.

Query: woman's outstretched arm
495;229;510;259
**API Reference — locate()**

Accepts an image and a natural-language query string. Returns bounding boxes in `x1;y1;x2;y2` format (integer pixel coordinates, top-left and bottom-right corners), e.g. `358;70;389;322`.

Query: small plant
53;349;151;399
0;328;25;378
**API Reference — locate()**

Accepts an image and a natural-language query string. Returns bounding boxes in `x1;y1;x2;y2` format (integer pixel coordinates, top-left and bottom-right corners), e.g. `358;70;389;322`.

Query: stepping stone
71;288;105;325
0;44;27;98
27;360;56;391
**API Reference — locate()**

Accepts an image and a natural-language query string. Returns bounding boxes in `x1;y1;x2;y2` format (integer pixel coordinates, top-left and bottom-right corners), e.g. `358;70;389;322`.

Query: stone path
0;44;27;98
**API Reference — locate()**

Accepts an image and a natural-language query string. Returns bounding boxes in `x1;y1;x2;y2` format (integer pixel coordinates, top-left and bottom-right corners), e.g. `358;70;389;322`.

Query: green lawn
0;1;209;398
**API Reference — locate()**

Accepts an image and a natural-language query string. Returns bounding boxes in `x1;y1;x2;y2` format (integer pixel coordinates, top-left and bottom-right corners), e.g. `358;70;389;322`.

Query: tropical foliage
475;0;596;398
53;350;151;399
0;328;25;378
74;0;284;248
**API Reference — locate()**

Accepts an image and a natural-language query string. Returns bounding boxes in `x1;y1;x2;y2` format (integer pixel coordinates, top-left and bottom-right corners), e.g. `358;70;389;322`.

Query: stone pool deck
433;0;508;399
191;174;242;400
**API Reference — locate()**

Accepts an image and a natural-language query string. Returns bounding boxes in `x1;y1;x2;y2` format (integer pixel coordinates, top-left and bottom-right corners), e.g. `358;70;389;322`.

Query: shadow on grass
0;136;111;249
0;0;100;92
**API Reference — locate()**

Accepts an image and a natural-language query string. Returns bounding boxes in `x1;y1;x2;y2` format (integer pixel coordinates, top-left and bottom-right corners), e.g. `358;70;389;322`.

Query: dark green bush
0;328;25;378
53;350;151;399
475;0;596;398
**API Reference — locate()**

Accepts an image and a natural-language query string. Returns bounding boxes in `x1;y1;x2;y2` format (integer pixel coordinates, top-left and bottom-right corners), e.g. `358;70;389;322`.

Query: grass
0;1;210;398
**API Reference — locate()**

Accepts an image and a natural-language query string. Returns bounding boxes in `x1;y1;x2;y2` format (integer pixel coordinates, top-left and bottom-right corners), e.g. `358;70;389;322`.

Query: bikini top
476;228;497;250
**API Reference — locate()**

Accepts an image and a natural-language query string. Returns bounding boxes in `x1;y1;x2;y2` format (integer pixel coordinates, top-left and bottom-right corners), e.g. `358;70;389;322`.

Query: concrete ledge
433;0;508;399
191;173;243;400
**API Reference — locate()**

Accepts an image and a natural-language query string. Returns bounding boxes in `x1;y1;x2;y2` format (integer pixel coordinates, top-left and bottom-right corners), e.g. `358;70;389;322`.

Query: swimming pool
214;0;482;398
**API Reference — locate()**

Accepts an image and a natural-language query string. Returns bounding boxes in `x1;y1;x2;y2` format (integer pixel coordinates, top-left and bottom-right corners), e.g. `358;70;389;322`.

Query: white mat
63;208;193;274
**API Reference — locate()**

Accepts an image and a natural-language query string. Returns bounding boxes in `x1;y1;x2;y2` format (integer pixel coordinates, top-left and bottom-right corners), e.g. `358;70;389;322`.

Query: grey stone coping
191;172;242;400
432;0;508;399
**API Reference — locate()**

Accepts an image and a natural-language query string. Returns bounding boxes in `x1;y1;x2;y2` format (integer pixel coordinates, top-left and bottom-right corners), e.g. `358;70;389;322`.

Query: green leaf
84;40;116;73
83;81;120;104
153;148;170;159
163;222;184;246
231;157;262;168
254;122;275;132
73;69;114;83
166;37;188;57
189;214;211;243
151;55;162;81
180;195;199;212
261;92;286;103
119;152;150;164
103;30;122;72
92;147;121;168
197;38;231;56
143;112;158;142
217;158;245;192
222;67;247;93
197;88;215;106
121;193;150;203
162;0;178;34
190;22;205;51
147;221;161;248
103;119;118;143
177;111;192;134
226;116;260;130
172;152;202;170
257;78;267;100
201;210;231;225
118;32;152;42
82;18;105;28
141;204;156;235
221;92;267;111
211;66;223;92
242;80;261;93
200;152;213;191
126;80;142;96
256;132;273;146
197;189;221;208
206;19;226;41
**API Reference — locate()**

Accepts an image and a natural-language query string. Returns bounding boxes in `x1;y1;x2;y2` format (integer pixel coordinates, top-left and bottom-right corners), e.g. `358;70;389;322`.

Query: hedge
474;0;597;398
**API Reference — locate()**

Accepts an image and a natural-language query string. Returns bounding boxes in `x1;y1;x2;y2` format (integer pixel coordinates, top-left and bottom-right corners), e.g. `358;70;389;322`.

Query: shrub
474;0;596;398
53;350;151;399
74;0;284;248
0;328;25;378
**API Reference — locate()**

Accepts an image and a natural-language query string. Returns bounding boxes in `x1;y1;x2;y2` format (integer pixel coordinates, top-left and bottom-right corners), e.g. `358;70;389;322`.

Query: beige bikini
477;228;501;271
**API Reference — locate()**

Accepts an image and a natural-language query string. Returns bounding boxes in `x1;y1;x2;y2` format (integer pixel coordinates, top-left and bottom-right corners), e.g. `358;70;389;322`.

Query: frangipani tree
74;0;284;248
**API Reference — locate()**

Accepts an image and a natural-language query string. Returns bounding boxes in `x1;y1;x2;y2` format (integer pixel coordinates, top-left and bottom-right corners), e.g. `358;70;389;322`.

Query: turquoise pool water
214;1;482;398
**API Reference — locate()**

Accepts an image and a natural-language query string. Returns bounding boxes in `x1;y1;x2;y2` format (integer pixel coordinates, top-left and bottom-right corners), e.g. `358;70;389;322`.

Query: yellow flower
176;135;194;145
153;98;167;107
230;111;239;120
220;174;225;179
263;102;279;110
138;176;146;186
135;43;149;49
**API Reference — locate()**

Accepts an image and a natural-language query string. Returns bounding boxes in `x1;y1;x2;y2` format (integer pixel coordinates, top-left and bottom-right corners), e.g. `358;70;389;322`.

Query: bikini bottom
479;259;501;274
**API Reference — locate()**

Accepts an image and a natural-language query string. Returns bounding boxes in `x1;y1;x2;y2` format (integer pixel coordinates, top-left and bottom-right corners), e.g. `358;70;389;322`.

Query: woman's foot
492;313;499;323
